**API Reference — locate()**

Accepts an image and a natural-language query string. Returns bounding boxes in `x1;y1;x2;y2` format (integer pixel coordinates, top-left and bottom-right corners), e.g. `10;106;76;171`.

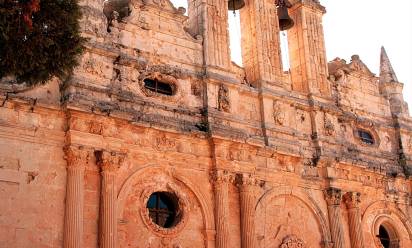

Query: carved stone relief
218;84;230;112
280;235;306;248
273;101;285;125
191;80;202;97
83;57;104;76
323;114;335;136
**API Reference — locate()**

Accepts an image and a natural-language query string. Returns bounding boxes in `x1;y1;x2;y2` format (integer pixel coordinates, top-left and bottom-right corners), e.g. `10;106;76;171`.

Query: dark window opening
377;225;390;248
358;130;374;145
146;192;179;228
144;78;174;96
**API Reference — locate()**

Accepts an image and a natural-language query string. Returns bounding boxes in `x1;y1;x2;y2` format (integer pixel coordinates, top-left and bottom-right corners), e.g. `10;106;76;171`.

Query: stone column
238;174;263;248
343;192;365;248
95;150;125;248
324;187;345;248
63;145;91;248
212;170;235;248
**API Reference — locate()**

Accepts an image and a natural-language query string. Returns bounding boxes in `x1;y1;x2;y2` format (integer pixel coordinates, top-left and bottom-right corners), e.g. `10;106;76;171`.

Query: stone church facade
1;0;412;247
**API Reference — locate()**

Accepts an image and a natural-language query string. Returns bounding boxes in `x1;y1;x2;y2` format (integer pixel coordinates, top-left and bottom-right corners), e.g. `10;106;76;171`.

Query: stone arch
362;200;412;247
255;185;332;247
117;165;215;247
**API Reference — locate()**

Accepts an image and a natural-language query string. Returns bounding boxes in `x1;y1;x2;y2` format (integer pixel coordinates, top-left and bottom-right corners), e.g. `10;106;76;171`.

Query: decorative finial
380;46;398;83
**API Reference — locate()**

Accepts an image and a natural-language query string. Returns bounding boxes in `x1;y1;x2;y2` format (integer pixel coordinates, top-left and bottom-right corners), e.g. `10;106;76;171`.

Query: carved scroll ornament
280;235;306;248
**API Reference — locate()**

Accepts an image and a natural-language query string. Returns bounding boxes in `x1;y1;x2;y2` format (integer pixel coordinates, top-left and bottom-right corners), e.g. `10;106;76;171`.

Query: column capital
95;150;126;172
324;187;342;206
236;173;264;190
343;192;361;209
63;145;92;168
211;170;235;185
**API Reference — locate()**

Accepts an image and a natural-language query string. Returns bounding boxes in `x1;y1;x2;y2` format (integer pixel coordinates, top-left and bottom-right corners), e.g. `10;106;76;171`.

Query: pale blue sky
170;0;411;110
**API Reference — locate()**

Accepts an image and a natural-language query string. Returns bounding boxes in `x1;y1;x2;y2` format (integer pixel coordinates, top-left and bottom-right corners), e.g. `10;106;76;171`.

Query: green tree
0;0;85;86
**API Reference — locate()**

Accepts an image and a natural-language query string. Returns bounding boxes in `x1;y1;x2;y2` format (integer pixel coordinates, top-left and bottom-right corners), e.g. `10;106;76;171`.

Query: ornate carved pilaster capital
211;170;235;185
236;173;264;192
63;145;92;168
343;192;361;209
324;187;343;206
95;150;126;173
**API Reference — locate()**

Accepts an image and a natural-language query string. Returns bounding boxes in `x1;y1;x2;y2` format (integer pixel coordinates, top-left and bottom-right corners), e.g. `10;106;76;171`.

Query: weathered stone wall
1;0;412;248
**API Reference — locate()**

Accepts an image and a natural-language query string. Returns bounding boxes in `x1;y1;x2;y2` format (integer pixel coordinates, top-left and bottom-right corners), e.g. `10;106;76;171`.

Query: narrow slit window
144;78;174;96
358;130;374;145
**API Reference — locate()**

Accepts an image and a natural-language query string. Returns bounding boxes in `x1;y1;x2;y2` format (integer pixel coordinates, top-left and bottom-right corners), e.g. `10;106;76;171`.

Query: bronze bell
228;0;245;11
277;4;294;31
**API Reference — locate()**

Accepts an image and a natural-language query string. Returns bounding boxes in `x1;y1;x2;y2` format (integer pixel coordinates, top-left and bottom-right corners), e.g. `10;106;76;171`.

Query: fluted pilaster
95;150;125;248
63;145;91;248
238;174;263;248
343;192;364;248
212;170;235;248
324;187;345;248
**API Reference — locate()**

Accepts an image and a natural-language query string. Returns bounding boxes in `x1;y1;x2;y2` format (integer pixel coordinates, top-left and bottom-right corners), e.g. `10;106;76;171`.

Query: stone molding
324;187;342;206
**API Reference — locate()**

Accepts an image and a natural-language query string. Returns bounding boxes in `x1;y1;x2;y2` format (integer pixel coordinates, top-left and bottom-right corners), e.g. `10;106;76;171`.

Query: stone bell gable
0;0;412;247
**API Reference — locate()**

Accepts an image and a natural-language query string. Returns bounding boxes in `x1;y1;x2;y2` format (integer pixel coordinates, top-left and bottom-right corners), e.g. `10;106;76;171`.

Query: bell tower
239;0;283;85
187;0;231;70
287;0;330;96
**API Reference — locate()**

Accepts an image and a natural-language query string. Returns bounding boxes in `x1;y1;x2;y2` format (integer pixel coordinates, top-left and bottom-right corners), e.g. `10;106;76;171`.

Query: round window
146;192;180;228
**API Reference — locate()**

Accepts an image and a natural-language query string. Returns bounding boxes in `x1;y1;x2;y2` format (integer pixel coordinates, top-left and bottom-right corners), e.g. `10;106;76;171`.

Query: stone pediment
328;55;375;81
348;55;375;77
140;0;186;15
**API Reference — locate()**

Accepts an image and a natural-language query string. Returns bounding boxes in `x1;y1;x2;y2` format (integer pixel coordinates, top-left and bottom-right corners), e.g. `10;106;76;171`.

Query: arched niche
362;201;412;248
117;165;214;247
255;186;332;248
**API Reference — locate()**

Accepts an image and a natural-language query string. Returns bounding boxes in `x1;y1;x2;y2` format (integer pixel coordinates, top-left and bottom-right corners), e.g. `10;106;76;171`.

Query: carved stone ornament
63;145;92;167
154;134;176;151
95;150;126;172
280;235;306;248
89;120;103;135
273;101;286;125
236;173;264;189
324;114;335;136
324;187;342;206
191;80;202;97
210;170;235;184
343;192;361;209
218;84;230;112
